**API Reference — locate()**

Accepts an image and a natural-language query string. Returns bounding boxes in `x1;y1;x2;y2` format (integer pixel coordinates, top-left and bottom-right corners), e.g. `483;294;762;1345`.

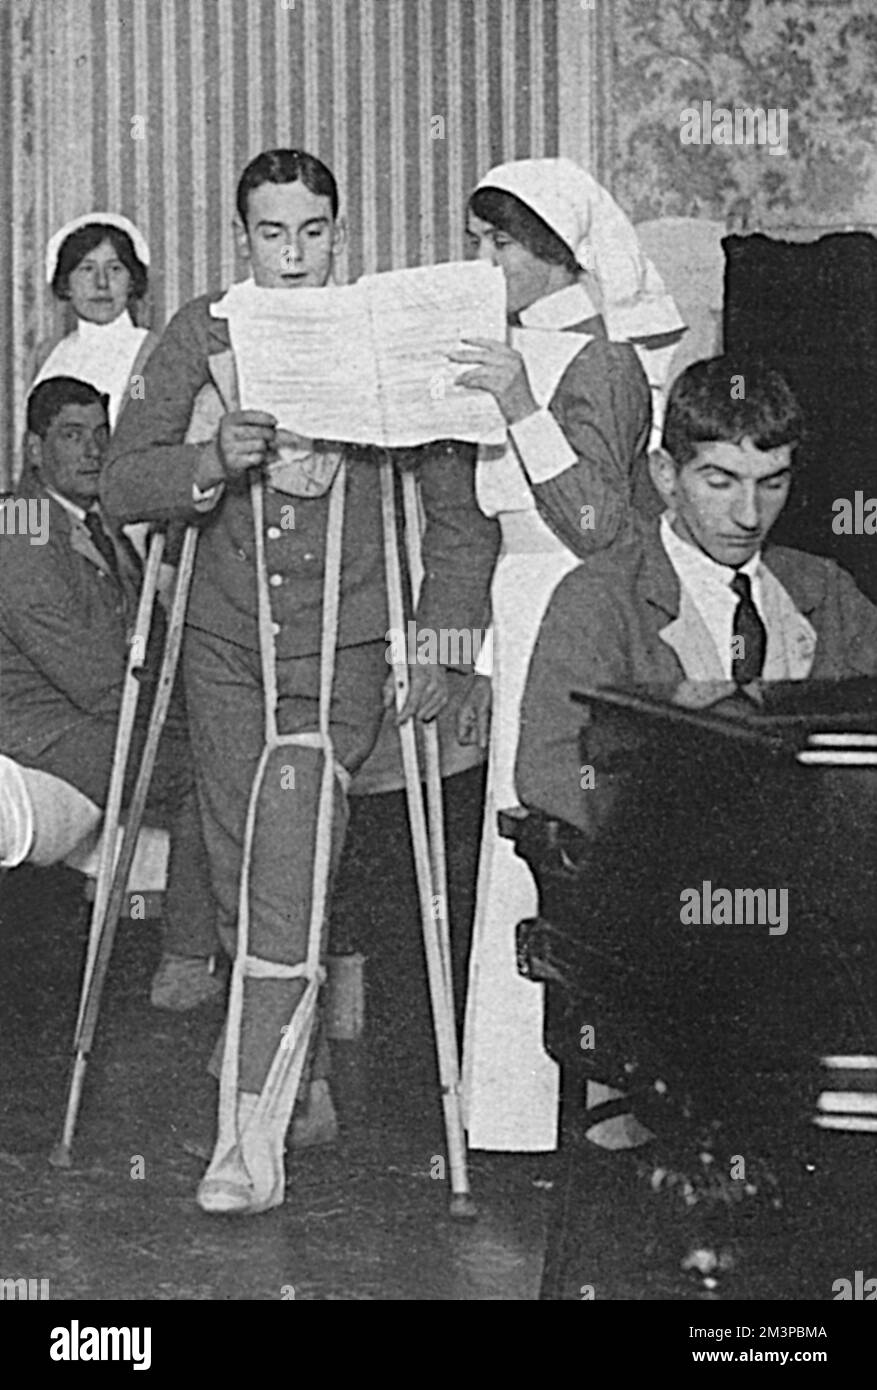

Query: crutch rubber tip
48;1143;73;1169
448;1193;479;1220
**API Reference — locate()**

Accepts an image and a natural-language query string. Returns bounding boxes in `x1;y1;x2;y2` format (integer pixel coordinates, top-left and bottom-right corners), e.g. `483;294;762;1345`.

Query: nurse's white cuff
510;408;577;485
475;626;494;678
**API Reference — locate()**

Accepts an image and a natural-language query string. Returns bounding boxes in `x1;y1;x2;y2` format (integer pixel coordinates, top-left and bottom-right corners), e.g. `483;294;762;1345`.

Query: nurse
34;213;157;431
452;157;684;1152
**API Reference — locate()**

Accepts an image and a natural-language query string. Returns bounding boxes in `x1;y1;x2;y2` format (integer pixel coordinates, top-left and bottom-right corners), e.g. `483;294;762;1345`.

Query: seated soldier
0;377;220;1008
514;357;877;1289
518;355;877;834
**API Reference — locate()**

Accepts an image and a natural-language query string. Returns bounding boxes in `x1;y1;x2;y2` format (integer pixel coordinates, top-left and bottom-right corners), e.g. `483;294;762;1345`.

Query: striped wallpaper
1;0;603;488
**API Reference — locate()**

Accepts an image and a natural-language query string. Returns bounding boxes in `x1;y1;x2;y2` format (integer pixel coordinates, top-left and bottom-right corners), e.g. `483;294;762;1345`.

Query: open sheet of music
221;261;508;448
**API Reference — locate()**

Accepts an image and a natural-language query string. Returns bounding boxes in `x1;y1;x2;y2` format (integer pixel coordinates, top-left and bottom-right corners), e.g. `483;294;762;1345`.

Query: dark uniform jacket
517;517;877;835
102;292;500;662
0;480;165;801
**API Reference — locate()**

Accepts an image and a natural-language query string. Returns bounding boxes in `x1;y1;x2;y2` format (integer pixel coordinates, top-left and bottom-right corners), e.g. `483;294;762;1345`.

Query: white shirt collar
210;276;260;318
660;511;761;591
45;485;95;525
518;281;600;331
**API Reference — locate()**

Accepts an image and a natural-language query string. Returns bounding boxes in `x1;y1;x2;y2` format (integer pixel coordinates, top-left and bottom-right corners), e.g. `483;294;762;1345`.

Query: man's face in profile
239;180;343;290
32;402;110;508
652;436;793;568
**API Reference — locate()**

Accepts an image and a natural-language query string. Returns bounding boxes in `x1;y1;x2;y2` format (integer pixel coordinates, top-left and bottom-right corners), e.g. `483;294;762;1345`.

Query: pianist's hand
457;673;491;749
672;678;737;710
383;663;449;725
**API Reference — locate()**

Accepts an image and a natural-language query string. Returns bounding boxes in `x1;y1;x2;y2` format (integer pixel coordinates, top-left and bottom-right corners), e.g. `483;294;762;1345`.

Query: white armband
509;408;577;485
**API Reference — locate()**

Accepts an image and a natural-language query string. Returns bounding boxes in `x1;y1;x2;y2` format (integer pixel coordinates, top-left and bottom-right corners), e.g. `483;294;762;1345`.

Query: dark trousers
329;763;486;1082
182;625;387;1092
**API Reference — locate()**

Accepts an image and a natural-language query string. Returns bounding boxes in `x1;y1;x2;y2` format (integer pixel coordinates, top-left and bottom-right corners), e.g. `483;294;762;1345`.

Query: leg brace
200;463;347;1214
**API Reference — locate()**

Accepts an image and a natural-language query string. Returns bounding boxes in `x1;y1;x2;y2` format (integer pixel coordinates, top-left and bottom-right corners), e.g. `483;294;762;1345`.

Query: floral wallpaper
608;0;877;232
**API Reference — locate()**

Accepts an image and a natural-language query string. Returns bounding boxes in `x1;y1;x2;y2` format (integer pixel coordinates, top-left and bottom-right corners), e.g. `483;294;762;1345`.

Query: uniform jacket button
269;573;283;588
271;621;281;636
266;526;281;540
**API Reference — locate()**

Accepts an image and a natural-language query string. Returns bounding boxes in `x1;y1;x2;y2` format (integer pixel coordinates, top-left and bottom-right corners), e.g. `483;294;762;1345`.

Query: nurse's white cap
45;212;150;286
474;157;683;341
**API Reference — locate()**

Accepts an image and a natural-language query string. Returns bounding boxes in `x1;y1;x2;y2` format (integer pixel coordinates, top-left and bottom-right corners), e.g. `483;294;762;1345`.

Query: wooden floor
1;864;874;1302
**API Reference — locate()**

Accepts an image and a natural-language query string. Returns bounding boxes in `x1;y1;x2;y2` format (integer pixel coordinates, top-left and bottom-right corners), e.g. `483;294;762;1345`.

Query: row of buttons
265;526;317;564
266;525;317;635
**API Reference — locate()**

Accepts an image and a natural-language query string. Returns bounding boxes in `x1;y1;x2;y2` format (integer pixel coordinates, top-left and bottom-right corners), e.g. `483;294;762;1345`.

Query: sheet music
223;283;380;442
222;261;507;448
361;261;508;446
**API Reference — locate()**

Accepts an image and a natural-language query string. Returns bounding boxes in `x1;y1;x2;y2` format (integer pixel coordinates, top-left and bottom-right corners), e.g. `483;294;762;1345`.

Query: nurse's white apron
462;328;590;1151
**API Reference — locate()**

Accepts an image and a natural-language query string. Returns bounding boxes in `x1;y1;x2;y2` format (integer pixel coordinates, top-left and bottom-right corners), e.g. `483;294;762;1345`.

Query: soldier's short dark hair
236;149;339;226
662;356;805;466
26;377;109;439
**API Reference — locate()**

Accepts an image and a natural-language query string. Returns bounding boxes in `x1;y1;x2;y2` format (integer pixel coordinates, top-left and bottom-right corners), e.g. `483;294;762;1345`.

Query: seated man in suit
515;355;877;1292
0;376;219;1008
518;354;877;833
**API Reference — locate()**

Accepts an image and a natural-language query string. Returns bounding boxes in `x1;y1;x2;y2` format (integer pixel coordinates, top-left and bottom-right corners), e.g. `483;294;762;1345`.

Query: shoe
583;1085;654;1151
290;1079;339;1149
150;954;224;1011
196;1092;285;1217
196;1174;284;1216
585;1112;655;1150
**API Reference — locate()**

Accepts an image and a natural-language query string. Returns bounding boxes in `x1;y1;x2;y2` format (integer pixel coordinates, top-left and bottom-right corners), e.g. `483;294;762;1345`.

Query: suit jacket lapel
761;543;825;617
636;524;825;682
658;590;727;680
635;524;725;680
60;506;113;581
67;507;141;613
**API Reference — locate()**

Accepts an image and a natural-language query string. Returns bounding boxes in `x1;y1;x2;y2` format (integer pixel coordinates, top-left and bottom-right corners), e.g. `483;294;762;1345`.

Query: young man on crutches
102;149;498;1215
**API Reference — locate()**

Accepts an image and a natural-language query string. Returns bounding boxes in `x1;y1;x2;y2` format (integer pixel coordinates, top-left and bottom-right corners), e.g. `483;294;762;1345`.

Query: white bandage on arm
509;408;577;485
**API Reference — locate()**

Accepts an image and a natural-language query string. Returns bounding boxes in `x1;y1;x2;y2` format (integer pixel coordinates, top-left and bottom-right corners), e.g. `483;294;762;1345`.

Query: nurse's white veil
474;157;686;441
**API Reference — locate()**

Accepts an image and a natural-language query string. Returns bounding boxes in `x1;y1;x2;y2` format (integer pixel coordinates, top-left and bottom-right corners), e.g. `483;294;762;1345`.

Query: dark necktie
730;571;767;683
84;509;121;582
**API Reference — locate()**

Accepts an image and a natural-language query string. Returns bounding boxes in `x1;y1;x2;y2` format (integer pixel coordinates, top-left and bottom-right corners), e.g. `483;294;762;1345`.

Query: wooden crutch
380;456;476;1218
50;525;199;1167
72;529;166;1034
399;472;454;1002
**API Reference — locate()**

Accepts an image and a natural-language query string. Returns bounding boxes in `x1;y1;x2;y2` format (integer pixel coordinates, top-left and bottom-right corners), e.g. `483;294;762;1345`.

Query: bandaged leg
193;462;379;1214
198;739;347;1214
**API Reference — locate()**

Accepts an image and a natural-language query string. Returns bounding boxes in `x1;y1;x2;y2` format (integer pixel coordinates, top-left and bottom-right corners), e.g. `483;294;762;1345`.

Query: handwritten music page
217;261;507;448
